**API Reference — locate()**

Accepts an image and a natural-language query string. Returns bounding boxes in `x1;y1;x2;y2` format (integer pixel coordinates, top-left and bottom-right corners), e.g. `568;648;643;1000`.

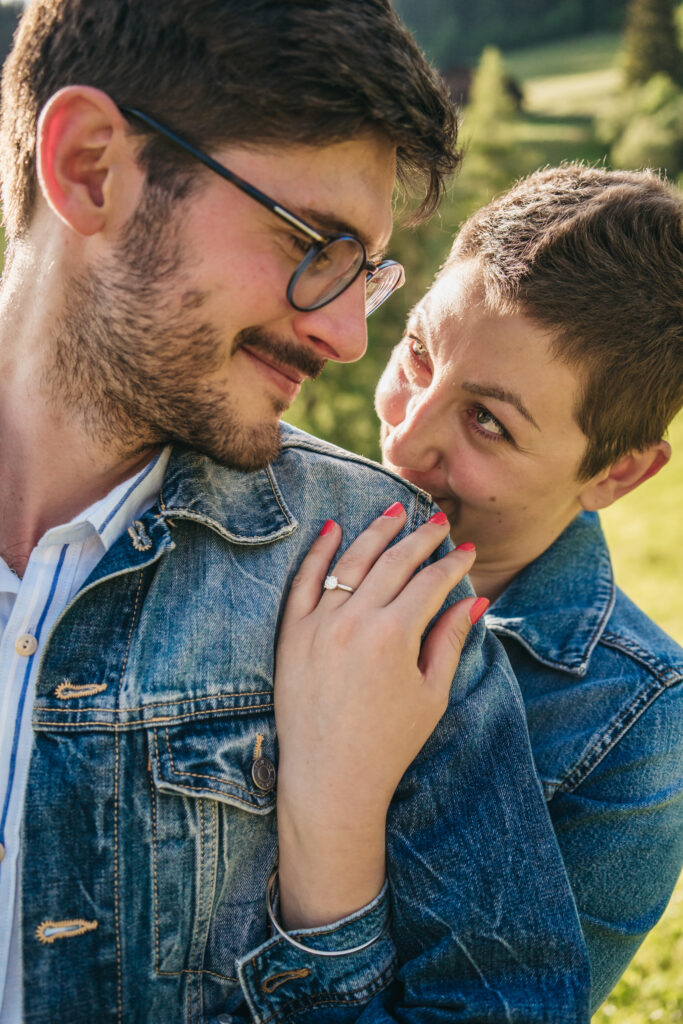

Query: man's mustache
235;327;326;380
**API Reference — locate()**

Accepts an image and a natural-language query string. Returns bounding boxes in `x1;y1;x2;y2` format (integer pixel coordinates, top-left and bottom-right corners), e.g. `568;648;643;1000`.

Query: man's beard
44;184;325;471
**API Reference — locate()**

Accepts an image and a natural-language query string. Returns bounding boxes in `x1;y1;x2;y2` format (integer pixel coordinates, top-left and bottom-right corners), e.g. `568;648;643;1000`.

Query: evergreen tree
623;0;683;85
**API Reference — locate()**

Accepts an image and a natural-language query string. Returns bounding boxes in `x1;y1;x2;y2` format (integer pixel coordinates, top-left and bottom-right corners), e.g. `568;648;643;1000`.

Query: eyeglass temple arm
118;106;326;245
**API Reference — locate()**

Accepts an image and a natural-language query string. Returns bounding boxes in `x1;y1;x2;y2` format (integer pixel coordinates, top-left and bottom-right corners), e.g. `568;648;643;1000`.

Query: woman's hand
275;501;488;930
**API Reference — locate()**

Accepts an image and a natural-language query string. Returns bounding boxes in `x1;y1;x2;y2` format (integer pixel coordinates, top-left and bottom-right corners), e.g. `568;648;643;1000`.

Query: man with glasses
0;2;589;1022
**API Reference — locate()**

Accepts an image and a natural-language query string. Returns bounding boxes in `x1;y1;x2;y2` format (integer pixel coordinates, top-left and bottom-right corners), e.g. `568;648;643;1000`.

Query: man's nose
291;274;368;364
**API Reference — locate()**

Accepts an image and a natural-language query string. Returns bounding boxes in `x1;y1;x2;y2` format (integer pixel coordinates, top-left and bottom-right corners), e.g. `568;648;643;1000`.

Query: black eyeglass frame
119;106;404;315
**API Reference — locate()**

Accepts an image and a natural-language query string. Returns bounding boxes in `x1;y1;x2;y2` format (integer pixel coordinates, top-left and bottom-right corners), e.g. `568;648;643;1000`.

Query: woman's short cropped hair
449;165;683;479
0;0;459;239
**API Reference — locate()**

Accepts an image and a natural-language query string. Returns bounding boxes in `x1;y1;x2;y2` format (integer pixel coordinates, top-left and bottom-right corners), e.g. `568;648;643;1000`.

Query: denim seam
554;675;667;795
265;464;295;524
600;632;683;685
163;725;272;800
114;569;144;1023
35;689;273;713
250;958;397;1024
148;739;162;974
34;704;275;729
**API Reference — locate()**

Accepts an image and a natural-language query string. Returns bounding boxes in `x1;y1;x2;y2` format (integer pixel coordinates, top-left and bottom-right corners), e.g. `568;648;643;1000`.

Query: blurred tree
392;0;630;66
623;0;683;85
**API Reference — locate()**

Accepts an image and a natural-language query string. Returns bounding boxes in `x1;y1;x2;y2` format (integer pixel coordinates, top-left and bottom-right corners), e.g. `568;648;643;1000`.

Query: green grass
504;32;623;80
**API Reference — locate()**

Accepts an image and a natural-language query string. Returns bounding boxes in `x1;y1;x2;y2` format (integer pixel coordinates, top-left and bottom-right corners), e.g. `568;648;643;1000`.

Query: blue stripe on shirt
0;544;68;842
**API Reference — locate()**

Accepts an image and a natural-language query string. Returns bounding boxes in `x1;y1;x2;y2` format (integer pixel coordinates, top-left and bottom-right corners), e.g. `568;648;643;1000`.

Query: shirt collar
36;447;171;554
486;511;616;676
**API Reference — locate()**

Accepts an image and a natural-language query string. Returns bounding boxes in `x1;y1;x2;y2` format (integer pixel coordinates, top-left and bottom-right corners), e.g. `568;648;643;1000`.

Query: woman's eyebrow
462;381;540;430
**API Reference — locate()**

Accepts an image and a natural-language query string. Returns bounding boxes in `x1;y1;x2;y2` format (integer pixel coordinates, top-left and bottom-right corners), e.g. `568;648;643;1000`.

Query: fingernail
320;519;336;536
382;502;404;518
469;597;490;625
456;542;476;551
428;511;449;525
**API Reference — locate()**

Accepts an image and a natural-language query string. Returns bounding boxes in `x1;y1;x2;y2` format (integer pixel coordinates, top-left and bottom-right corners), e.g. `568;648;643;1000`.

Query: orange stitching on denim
253;733;264;760
120;572;144;686
34;704;274;729
55;681;107;700
35;919;98;944
38;690;272;713
114;571;143;1024
113;727;122;1024
261;968;311;994
148;740;161;971
163;727;265;798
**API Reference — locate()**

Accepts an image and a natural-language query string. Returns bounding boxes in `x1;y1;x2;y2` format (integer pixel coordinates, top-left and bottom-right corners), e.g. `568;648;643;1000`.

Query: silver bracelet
265;871;384;958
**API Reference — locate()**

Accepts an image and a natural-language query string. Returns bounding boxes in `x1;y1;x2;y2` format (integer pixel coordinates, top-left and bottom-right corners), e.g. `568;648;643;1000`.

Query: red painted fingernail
320;519;336;536
469;597;490;625
383;502;404;518
428;511;449;525
456;542;476;551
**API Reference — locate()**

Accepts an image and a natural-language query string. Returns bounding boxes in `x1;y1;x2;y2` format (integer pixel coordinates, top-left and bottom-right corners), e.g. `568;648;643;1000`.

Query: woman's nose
384;395;445;473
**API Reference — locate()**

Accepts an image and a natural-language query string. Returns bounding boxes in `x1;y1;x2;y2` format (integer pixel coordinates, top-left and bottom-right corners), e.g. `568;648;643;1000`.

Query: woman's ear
579;440;671;511
36;85;141;236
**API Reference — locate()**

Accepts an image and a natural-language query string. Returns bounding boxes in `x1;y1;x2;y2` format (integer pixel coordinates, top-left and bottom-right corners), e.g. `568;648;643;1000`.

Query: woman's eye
469;405;512;443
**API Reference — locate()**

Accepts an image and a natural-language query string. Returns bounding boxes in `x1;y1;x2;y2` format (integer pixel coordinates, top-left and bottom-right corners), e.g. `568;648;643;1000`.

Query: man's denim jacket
22;427;589;1024
487;511;683;1010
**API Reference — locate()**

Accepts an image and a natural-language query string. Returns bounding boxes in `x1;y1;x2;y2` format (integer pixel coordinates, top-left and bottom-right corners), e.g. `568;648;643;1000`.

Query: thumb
419;596;490;693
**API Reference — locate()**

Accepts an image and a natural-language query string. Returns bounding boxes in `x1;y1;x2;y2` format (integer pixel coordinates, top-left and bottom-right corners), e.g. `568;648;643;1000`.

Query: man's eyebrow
295;206;387;255
462;381;540;430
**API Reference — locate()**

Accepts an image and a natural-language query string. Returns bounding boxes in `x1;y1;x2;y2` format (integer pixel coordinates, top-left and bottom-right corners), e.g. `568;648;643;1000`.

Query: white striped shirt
0;448;170;1022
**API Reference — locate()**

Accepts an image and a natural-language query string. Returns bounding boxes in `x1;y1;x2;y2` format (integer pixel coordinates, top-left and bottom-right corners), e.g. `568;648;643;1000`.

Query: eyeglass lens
290;237;366;312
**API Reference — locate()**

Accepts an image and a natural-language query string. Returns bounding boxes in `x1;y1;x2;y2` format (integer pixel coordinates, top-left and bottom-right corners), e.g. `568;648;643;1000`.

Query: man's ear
36;86;142;236
579;440;671;511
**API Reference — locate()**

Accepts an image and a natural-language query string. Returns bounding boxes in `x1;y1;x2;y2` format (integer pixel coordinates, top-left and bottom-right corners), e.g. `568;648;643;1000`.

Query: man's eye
289;234;312;258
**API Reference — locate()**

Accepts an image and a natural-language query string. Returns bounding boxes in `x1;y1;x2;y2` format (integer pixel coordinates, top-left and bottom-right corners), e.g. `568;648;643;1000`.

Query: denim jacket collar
486;511;615;677
159;444;299;546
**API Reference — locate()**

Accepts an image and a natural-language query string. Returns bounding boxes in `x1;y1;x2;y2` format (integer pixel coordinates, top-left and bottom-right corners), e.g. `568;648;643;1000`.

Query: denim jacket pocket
147;712;278;981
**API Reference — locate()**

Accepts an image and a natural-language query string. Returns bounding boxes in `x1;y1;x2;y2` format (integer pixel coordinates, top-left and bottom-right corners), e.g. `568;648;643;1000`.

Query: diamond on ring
323;575;355;594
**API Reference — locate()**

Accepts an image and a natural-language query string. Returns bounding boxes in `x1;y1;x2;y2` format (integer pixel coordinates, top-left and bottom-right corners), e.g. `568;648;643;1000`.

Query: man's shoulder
273;422;435;519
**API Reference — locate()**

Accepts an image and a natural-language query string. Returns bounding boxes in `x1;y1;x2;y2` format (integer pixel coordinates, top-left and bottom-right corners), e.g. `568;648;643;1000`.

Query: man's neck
0;257;159;575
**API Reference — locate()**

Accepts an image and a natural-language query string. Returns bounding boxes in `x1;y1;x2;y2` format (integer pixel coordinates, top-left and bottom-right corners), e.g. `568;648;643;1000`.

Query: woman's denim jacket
21;426;589;1024
487;511;683;1010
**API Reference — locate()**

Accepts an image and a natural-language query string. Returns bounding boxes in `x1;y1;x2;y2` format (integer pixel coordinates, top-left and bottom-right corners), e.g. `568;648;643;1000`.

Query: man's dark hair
0;0;459;240
447;164;683;480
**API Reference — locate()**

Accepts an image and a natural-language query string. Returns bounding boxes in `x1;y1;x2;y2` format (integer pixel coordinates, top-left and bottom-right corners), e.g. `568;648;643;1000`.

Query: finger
418;596;490;691
280;519;343;626
388;543;478;637
331;503;454;606
318;501;408;607
349;512;466;609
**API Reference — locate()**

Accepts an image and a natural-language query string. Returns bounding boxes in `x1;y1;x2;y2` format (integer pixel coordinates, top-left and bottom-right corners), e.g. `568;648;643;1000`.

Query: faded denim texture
21;426;589;1023
488;511;683;1010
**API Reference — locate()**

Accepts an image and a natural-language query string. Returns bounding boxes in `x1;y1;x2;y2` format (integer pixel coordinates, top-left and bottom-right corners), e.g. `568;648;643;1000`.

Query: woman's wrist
276;796;387;929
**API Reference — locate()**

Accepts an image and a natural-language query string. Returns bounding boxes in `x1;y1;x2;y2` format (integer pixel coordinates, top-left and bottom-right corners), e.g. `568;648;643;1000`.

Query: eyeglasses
119;107;405;316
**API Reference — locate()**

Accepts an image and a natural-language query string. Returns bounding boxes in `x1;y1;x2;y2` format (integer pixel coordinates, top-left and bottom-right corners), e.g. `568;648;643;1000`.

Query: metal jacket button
15;633;38;657
251;757;276;792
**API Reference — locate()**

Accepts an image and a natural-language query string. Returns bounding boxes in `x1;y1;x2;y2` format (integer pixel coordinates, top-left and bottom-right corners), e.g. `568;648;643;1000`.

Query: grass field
499;32;682;1023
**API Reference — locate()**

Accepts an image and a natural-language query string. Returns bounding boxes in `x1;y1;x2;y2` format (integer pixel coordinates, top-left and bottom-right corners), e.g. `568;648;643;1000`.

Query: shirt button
251;757;276;792
0;843;5;863
15;633;38;657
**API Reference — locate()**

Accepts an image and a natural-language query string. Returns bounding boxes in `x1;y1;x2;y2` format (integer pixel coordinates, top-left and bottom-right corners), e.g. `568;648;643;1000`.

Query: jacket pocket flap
149;714;277;813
